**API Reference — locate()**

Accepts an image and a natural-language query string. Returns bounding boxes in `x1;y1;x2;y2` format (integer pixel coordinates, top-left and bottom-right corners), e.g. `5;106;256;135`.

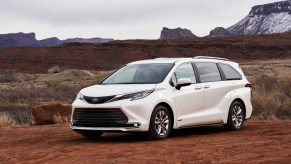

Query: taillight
246;83;252;98
245;83;252;89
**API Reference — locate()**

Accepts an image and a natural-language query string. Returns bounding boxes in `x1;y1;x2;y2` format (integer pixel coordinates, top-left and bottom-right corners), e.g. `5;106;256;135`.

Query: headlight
120;89;154;101
76;92;84;100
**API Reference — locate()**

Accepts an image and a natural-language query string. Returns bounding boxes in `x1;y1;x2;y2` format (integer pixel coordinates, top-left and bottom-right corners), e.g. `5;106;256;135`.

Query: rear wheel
146;105;172;140
77;130;103;139
224;101;245;130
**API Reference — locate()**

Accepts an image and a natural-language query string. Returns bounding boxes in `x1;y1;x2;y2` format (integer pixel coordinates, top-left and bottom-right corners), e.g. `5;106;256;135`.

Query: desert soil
0;120;290;163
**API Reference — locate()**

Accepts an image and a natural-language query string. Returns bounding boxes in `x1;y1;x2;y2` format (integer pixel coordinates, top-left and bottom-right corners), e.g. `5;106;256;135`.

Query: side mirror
176;78;191;90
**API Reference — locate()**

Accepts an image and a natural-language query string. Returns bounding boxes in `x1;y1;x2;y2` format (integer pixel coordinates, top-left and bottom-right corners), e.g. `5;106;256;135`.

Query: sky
0;0;280;40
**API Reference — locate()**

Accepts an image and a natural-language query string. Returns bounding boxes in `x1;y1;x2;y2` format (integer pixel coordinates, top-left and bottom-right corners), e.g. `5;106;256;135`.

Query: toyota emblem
92;98;98;102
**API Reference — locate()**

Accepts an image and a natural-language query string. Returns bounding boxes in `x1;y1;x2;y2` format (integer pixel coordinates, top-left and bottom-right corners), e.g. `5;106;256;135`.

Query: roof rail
154;57;170;59
193;56;230;61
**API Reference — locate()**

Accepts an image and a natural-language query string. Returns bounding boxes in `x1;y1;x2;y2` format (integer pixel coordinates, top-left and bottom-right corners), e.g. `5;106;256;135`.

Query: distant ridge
0;32;114;48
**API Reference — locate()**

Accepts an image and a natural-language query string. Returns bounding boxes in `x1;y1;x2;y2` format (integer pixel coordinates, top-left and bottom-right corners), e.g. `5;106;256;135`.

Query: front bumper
71;98;155;132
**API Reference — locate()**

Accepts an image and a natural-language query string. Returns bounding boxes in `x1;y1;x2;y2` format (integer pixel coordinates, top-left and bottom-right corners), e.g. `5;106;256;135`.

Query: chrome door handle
204;85;210;89
195;86;202;90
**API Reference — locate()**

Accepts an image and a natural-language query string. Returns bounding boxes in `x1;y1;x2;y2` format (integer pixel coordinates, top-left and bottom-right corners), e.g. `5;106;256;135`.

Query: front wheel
146;105;172;140
224;101;245;130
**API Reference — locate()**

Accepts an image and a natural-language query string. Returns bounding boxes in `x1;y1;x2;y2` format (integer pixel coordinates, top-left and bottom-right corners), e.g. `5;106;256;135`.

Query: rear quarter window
219;63;242;80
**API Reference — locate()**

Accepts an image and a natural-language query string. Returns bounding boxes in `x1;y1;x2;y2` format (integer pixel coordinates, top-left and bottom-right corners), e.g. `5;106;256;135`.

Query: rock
209;27;231;37
47;66;61;74
32;102;72;125
160;27;197;39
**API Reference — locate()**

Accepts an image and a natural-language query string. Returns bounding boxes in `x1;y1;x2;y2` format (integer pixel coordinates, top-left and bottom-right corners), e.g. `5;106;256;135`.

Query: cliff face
160;27;197;39
209;1;291;37
0;33;38;48
227;0;291;35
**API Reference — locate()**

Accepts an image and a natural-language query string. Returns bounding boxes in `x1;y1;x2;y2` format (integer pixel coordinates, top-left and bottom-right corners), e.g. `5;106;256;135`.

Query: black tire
224;101;245;131
146;105;172;140
77;130;103;139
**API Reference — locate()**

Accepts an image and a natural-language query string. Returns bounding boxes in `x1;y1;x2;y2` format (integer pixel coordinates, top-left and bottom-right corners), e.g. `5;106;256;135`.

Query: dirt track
0;120;290;163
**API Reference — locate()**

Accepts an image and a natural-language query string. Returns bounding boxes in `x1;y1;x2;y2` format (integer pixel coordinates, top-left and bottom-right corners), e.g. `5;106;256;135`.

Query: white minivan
71;56;252;140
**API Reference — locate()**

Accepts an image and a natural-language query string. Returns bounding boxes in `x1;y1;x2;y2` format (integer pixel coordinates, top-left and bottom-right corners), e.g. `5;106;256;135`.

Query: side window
196;62;221;83
220;63;242;80
172;63;196;84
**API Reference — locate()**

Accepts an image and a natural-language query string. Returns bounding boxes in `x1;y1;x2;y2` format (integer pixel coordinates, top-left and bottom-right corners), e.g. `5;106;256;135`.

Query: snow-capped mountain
209;0;291;37
227;0;291;35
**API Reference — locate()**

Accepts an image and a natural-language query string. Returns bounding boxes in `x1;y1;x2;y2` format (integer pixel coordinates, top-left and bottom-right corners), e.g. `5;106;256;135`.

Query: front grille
83;95;115;104
72;108;128;127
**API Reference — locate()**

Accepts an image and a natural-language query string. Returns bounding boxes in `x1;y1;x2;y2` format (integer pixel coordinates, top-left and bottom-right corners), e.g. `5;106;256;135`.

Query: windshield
102;63;174;84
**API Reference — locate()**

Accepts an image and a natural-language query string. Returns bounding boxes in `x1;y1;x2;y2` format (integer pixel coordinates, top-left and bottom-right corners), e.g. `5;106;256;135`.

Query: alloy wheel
155;110;169;136
232;105;243;127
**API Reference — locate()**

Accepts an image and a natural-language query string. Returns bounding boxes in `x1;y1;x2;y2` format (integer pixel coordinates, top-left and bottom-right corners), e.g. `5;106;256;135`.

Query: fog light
134;123;141;127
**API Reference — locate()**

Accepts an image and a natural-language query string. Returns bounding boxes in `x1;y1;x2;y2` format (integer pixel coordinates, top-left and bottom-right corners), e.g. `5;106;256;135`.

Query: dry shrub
0;70;111;126
0;85;79;125
252;72;291;120
0;114;15;128
0;85;81;104
252;92;278;119
53;113;70;124
0;73;15;83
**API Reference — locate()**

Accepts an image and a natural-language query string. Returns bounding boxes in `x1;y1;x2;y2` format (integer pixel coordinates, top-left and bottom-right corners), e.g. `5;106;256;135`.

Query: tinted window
102;63;173;84
173;63;196;84
220;63;242;80
196;62;221;83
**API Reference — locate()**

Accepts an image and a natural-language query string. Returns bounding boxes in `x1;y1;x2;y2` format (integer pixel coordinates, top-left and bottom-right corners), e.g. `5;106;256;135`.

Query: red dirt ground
0;120;290;163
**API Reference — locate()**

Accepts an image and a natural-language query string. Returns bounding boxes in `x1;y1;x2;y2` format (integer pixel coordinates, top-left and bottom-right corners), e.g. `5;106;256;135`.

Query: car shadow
69;124;231;143
170;125;226;138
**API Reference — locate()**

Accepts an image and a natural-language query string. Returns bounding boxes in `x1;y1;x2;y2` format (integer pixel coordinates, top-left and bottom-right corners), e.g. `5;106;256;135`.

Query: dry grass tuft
0;114;15;128
53;113;70;124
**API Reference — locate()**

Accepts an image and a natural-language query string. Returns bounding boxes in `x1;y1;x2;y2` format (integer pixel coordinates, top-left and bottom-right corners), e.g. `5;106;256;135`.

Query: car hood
80;84;157;97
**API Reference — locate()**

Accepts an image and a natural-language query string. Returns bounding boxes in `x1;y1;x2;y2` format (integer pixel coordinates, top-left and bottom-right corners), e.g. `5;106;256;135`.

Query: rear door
218;63;244;90
195;62;231;124
172;63;204;127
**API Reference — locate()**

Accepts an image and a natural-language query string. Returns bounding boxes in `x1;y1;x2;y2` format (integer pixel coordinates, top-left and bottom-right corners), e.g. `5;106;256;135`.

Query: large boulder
32;102;72;125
